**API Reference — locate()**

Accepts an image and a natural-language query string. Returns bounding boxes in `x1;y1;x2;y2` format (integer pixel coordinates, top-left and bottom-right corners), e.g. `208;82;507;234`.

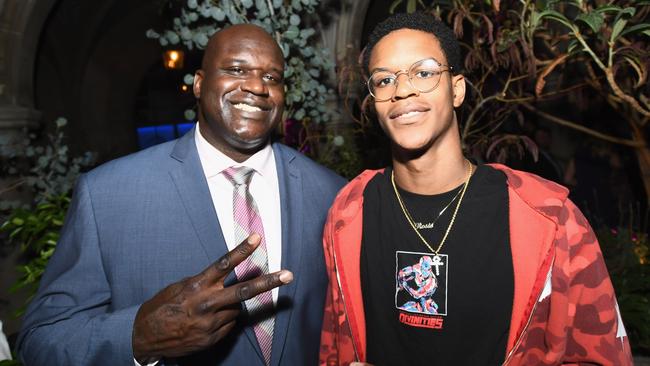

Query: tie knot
223;166;255;186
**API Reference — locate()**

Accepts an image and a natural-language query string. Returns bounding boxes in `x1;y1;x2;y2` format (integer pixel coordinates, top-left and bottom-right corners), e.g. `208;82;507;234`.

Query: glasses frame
367;58;453;102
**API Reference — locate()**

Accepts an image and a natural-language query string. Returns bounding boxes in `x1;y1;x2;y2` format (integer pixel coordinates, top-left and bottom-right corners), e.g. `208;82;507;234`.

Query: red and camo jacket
319;164;633;365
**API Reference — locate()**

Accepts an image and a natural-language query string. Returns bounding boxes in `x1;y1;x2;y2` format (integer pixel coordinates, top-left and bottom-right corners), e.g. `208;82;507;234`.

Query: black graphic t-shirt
360;165;514;365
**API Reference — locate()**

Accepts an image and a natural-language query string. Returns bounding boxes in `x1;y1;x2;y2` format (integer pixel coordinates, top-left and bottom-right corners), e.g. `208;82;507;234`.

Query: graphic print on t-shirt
395;251;448;318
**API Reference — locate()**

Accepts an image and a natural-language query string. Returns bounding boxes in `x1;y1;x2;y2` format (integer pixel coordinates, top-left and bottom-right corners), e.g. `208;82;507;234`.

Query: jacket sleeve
562;199;633;365
16;174;140;366
320;209;339;366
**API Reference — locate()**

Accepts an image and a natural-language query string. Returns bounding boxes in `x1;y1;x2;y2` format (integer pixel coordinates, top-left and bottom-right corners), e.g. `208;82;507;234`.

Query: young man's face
368;29;465;154
194;25;285;161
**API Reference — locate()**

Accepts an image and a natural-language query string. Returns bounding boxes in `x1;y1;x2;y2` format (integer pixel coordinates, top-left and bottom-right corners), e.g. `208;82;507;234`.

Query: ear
451;74;466;108
193;70;204;99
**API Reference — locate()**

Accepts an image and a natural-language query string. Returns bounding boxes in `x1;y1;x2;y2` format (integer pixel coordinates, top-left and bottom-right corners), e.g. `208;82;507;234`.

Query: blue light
137;123;193;149
177;123;195;136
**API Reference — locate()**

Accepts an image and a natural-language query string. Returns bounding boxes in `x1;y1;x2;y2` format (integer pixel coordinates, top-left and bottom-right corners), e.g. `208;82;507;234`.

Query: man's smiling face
194;24;285;162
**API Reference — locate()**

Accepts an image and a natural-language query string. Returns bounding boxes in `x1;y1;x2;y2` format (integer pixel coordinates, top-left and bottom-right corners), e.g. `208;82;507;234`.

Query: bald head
203;24;283;70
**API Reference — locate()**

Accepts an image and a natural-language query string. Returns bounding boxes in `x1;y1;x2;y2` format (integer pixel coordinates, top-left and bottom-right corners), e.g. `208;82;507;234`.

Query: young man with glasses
319;12;632;365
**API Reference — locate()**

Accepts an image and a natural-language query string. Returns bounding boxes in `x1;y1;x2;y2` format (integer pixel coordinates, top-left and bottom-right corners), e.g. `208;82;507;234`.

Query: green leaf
576;12;604;33
538;10;574;30
567;38;580;53
389;0;403;14
406;0;417;13
619;23;650;38
614;7;636;24
11;217;25;225
595;4;622;14
611;18;629;42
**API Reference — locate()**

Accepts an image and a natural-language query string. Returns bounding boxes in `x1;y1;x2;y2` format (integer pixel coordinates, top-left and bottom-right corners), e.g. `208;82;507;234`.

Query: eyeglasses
367;58;453;102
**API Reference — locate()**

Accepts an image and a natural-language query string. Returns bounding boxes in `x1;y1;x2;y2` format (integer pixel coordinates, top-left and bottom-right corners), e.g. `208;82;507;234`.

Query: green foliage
0;118;94;316
1;118;95;211
0;359;21;366
147;0;336;125
599;224;650;354
0;195;70;316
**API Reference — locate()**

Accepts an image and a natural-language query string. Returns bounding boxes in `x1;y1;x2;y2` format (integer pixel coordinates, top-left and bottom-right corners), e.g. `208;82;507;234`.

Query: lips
389;104;430;120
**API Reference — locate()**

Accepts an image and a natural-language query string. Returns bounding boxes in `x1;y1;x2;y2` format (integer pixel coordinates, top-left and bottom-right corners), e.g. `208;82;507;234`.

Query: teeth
233;103;262;112
399;110;422;118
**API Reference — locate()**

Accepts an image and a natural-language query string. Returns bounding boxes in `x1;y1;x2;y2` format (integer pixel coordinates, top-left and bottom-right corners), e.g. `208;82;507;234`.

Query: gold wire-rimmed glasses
367;58;453;102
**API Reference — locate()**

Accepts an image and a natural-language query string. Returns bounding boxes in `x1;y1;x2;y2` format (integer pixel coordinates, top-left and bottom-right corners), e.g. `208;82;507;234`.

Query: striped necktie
223;166;274;365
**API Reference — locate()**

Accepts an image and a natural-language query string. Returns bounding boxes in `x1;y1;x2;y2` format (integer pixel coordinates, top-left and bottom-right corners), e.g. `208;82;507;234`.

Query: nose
391;72;418;101
240;73;268;96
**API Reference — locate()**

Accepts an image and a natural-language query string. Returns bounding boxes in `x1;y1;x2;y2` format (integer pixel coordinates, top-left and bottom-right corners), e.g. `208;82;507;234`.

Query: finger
200;233;262;281
221;270;293;305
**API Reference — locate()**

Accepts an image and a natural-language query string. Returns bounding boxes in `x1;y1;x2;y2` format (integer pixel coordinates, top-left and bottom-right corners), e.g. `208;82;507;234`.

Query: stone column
0;0;54;341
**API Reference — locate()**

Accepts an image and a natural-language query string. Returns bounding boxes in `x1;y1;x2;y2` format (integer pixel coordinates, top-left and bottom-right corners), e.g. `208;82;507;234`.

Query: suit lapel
270;144;303;366
168;127;229;264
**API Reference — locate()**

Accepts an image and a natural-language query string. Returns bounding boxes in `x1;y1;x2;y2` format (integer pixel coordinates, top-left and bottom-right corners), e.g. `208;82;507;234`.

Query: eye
226;66;245;75
414;70;438;79
374;76;396;88
263;73;283;84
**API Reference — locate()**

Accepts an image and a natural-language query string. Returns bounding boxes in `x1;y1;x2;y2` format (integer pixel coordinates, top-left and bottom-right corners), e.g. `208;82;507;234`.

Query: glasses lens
409;59;443;93
368;71;396;101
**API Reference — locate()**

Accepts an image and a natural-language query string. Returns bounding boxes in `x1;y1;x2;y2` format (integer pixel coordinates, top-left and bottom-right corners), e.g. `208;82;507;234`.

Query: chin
391;134;431;150
230;134;271;150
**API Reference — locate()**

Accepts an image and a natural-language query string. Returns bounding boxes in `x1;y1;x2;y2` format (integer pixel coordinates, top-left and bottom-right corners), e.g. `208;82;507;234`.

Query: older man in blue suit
17;24;345;366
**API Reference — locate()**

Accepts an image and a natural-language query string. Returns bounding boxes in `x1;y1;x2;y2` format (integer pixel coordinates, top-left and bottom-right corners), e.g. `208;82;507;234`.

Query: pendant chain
391;160;473;255
415;184;463;229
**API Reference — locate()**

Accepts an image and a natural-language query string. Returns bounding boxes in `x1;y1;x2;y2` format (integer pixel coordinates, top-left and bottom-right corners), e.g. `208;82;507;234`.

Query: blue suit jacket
17;128;346;365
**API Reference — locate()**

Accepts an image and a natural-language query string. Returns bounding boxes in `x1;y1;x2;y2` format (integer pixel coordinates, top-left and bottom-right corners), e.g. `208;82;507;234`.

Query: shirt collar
195;123;274;179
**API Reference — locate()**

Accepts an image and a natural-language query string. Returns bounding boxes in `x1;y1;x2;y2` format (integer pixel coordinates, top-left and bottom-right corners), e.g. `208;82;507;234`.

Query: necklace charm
431;255;444;276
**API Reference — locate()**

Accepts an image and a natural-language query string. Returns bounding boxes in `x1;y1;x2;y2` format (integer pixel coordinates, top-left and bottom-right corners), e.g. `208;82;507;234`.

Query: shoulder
330;169;384;217
273;143;347;188
487;163;569;206
82;140;178;187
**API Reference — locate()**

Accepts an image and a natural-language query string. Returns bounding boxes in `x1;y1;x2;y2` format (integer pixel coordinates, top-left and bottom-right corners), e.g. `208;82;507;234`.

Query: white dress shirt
0;321;11;361
135;125;283;366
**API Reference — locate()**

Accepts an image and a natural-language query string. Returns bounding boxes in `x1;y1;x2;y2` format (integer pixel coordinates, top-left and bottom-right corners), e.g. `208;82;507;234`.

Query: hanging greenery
146;0;337;127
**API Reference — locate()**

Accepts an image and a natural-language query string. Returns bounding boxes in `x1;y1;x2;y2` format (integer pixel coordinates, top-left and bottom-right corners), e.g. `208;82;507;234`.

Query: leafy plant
0;118;95;315
1;195;70;316
0;357;21;366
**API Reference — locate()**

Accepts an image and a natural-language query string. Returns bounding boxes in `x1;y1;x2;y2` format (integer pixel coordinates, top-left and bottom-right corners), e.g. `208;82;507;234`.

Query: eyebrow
222;58;284;74
369;67;391;74
369;58;443;74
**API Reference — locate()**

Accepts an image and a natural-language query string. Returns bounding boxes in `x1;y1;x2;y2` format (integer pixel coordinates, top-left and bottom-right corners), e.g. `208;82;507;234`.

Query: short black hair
363;12;462;75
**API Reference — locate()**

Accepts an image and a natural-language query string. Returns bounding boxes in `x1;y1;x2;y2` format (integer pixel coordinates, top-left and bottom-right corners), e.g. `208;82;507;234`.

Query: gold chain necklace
412;185;462;230
391;160;473;255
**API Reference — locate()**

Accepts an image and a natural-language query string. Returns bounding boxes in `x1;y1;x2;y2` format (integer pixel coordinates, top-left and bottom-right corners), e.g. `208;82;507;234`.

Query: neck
392;138;469;195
